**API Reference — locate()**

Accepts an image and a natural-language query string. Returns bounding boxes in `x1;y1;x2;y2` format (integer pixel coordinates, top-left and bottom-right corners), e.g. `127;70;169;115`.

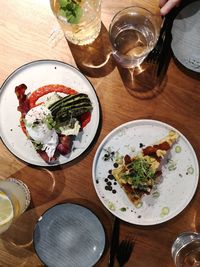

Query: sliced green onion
108;201;115;211
120;207;126;212
152;191;160;198
187;166;194;175
168;160;177;171
175;145;182;153
160;207;169;217
135;202;143;209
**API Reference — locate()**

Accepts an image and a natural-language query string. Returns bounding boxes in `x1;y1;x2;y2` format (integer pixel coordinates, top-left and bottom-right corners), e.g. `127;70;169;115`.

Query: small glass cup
50;0;101;45
0;178;31;234
171;232;200;267
109;6;160;68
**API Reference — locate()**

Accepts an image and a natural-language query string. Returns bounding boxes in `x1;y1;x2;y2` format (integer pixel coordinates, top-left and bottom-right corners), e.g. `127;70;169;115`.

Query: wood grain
0;0;200;266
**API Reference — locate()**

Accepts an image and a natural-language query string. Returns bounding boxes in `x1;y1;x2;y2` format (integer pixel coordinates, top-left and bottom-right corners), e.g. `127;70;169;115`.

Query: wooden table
0;0;200;266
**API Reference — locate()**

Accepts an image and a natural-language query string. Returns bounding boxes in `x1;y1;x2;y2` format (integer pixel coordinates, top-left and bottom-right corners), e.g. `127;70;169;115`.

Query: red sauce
29;84;78;108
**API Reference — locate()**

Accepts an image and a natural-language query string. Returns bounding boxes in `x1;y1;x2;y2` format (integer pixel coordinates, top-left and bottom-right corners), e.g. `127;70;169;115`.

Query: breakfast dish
92;120;199;225
0;60;100;166
112;130;179;206
15;83;92;163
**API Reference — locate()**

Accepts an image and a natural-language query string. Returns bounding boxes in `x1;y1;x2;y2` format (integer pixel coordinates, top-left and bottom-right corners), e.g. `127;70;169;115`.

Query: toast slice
112;130;179;206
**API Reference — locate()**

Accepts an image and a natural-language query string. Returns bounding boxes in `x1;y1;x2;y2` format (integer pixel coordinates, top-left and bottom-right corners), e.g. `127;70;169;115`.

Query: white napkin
171;1;200;72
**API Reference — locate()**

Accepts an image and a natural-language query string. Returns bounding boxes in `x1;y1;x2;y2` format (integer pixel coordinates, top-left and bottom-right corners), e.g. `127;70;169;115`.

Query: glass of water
171;232;200;267
109;6;160;68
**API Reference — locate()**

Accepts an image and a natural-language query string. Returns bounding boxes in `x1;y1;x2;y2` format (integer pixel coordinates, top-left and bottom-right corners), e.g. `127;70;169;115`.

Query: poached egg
25;105;58;159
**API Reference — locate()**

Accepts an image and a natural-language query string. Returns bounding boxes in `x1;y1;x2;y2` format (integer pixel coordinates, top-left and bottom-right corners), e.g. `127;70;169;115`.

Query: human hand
159;0;182;15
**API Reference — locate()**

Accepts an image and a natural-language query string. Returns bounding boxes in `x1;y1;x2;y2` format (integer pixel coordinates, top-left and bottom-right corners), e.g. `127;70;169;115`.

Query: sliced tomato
29;84;78;108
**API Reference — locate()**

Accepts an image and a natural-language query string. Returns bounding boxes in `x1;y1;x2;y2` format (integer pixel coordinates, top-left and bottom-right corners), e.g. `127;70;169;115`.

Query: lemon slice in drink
0;190;14;226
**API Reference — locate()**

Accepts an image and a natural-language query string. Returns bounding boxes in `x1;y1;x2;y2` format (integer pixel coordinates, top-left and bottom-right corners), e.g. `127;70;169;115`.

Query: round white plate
33;203;105;267
0;60;100;166
92;119;199;225
171;1;200;72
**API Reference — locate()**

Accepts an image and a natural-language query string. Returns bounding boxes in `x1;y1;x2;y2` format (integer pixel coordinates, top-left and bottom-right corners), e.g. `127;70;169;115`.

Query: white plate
92;119;199;225
0;60;100;166
33;203;105;267
171;1;200;72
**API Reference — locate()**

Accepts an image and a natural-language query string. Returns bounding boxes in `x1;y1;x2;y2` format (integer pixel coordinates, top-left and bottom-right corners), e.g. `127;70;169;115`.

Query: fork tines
116;237;135;265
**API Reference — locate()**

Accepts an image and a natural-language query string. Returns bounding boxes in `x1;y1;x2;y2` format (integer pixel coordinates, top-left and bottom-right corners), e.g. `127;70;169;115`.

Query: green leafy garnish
103;147;115;161
120;207;127;212
122;158;155;190
58;0;83;24
32;140;43;150
44;114;56;130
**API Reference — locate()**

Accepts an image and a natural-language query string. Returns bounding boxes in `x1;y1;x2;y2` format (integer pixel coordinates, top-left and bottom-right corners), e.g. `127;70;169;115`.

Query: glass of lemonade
50;0;101;45
0;178;31;234
109;6;160;68
172;232;200;267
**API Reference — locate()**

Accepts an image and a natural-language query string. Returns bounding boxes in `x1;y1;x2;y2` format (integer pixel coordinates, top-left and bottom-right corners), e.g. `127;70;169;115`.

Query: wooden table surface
0;0;200;266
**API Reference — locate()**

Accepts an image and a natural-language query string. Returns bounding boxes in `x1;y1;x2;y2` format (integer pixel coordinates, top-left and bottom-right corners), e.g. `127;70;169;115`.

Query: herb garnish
58;0;83;24
122;158;155;190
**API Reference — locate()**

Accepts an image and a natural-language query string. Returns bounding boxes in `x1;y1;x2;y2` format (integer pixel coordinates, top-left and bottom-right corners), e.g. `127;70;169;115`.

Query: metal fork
116;237;135;267
146;16;170;65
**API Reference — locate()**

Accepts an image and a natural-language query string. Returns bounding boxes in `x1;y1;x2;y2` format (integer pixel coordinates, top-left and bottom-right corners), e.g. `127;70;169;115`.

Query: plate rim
33;202;106;267
0;59;100;167
171;1;200;73
92;119;199;225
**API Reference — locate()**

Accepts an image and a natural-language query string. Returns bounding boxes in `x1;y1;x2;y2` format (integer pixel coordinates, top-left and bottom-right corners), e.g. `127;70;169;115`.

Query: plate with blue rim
33;203;105;267
171;1;200;72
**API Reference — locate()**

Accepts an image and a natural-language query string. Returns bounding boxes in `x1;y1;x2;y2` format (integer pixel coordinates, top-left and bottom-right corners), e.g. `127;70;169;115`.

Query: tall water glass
109;6;160;68
50;0;101;45
171;232;200;267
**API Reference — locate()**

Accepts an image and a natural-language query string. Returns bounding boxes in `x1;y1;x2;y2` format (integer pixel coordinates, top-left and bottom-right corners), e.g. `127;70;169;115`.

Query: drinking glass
50;0;101;45
171;232;200;267
0;178;31;234
109;6;160;68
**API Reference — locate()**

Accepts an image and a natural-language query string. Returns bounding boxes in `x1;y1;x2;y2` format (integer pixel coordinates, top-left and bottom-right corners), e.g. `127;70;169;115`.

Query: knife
108;217;120;267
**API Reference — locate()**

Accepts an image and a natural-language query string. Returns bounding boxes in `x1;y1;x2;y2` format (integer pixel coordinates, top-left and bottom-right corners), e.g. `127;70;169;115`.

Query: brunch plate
171;1;200;72
92;120;199;225
33;203;105;267
0;60;100;166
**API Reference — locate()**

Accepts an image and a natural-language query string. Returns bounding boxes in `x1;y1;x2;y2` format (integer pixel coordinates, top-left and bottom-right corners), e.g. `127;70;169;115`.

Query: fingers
160;0;181;15
159;0;168;8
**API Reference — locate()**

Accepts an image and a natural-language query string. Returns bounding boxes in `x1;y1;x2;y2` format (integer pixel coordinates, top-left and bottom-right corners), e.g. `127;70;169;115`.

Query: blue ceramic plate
171;1;200;72
33;203;105;267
